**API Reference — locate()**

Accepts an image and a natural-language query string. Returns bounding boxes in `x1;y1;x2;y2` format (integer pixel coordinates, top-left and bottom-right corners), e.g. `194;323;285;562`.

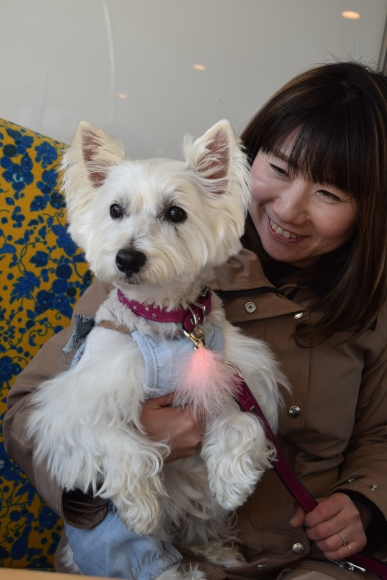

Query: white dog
28;120;288;579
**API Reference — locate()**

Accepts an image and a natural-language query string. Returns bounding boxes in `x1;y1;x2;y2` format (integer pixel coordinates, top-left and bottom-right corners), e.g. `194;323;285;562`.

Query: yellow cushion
0;118;91;569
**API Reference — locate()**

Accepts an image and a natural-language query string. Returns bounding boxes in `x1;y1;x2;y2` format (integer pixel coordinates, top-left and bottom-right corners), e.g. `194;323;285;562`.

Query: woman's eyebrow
268;149;291;163
268;148;302;173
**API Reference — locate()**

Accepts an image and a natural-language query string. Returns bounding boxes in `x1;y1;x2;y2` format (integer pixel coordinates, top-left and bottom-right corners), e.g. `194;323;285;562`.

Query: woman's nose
272;183;309;224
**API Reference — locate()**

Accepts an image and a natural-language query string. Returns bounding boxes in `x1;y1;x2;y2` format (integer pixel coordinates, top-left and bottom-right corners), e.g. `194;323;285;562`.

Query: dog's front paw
202;412;275;510
206;456;265;510
96;445;168;536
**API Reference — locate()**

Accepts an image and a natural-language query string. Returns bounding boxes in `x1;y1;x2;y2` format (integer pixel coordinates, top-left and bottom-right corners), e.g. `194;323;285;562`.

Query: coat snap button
292;543;305;555
293;312;303;319
288;405;301;418
371;484;379;492
245;301;257;313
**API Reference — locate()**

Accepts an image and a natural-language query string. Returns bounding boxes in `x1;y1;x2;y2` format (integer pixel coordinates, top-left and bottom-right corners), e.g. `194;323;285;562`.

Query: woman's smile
269;218;302;240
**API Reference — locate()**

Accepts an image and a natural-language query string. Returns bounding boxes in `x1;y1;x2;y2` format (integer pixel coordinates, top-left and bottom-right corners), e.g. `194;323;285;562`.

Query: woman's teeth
270;219;300;239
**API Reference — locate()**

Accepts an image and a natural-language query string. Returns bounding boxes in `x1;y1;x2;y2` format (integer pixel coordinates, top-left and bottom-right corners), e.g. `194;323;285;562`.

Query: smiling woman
241;61;387;344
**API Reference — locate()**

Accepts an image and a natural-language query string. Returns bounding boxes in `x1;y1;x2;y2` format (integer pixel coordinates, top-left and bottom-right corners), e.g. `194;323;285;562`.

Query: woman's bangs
264;116;367;198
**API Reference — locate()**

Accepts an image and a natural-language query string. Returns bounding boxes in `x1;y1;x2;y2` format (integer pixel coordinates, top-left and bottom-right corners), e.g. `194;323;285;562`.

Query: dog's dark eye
110;203;124;219
166;206;187;223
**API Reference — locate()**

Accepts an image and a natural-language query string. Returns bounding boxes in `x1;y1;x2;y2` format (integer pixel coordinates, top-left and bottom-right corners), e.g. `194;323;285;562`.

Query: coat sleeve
3;278;111;526
325;306;387;536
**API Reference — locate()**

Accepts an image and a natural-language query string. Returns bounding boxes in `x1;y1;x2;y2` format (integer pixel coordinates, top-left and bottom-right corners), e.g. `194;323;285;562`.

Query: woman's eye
110;203;124;219
165;206;187;223
270;163;288;177
318;190;342;202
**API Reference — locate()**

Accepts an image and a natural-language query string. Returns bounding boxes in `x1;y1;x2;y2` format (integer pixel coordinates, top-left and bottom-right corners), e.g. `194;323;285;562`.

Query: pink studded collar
117;288;212;333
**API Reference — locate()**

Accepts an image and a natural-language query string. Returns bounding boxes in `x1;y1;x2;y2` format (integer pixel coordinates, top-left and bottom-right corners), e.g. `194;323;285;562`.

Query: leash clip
184;327;205;349
330;559;366;573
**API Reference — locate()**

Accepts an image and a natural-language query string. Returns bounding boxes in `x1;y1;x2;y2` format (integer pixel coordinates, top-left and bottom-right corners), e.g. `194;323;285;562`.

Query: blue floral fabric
0;118;92;569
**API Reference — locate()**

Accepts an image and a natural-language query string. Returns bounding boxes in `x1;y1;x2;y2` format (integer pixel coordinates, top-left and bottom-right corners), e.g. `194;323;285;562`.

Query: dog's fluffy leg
200;321;288;510
202;410;274;510
27;328;169;536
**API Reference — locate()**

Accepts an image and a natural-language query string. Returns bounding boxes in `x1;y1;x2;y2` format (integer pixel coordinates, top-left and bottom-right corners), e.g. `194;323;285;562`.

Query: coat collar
212;248;270;293
212;249;314;323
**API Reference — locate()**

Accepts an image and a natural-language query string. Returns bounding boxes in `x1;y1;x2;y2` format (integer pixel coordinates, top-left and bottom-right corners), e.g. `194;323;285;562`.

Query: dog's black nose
116;249;146;275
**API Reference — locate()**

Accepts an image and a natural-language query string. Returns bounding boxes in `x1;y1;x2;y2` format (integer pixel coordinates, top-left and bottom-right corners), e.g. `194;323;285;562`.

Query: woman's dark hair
241;61;387;344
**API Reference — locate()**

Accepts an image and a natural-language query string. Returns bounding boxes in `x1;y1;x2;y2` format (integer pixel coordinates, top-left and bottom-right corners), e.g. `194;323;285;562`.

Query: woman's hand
140;394;206;462
290;493;368;559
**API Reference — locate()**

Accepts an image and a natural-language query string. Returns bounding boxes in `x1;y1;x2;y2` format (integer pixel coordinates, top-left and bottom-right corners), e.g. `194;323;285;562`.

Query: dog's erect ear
183;119;251;262
69;121;126;188
183;120;241;194
61;122;126;252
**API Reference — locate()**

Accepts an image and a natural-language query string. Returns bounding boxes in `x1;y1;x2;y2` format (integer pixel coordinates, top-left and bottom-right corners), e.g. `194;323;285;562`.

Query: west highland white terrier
28;120;288;579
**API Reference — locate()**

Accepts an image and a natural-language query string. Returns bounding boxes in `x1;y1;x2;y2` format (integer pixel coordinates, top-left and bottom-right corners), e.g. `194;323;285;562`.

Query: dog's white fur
28;120;288;579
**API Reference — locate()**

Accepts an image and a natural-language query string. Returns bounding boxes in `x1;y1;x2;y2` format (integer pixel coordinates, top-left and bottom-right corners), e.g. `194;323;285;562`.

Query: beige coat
4;249;387;578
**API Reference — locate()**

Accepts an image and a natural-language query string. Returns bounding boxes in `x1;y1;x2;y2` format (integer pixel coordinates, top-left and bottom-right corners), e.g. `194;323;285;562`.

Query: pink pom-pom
173;346;238;416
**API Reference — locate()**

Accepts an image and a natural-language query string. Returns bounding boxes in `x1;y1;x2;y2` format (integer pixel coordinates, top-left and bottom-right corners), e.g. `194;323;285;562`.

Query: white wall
1;0;386;158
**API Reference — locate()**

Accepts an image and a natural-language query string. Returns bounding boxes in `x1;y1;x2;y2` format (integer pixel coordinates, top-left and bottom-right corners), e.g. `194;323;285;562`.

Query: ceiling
1;0;387;158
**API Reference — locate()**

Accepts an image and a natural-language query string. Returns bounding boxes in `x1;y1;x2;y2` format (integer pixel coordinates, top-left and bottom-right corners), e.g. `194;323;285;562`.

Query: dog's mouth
122;272;143;285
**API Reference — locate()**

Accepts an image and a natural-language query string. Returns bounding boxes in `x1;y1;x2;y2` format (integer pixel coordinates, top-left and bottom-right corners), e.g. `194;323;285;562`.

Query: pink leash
234;376;387;579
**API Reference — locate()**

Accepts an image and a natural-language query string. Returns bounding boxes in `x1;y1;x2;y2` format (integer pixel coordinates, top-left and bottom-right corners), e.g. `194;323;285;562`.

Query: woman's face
249;145;358;268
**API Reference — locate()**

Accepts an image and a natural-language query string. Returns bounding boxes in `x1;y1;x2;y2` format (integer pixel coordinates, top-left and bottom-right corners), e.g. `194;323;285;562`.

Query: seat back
0;118;91;568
